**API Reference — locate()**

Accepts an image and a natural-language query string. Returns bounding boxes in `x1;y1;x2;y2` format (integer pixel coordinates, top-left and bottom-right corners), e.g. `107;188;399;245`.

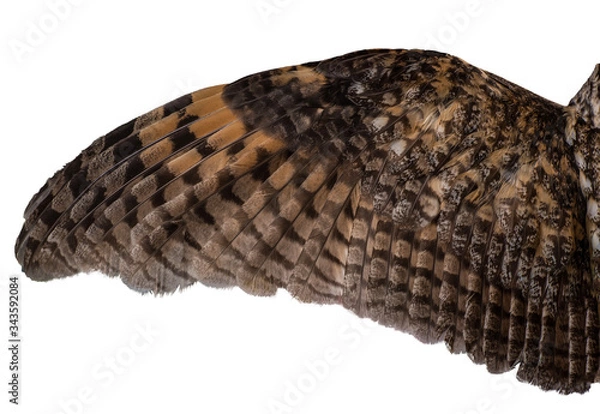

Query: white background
2;1;600;413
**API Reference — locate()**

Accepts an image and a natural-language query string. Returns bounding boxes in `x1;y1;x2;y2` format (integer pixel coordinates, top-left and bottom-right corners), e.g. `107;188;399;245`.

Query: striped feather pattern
15;49;600;394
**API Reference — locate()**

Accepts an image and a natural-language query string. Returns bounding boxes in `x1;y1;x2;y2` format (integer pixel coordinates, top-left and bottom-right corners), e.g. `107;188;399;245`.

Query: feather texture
15;48;600;394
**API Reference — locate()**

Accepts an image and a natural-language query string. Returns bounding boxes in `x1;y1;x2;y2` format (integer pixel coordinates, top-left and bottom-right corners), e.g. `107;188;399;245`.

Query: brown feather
15;48;600;394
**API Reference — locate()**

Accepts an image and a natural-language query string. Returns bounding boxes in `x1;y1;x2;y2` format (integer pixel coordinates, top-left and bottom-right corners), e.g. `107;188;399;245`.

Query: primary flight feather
15;48;600;394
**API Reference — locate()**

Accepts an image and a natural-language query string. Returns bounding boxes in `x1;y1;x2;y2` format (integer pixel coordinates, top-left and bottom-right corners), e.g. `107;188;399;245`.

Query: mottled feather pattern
15;49;600;394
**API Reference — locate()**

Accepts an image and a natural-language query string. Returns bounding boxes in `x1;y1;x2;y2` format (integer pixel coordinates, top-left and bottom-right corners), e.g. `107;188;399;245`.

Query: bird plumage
15;48;600;393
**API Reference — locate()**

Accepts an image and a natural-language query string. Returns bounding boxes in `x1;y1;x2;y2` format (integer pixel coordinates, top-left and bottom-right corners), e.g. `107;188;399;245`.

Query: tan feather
15;48;600;394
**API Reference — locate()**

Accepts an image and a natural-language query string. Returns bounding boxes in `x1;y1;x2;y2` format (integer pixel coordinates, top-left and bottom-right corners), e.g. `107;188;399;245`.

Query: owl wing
15;49;599;393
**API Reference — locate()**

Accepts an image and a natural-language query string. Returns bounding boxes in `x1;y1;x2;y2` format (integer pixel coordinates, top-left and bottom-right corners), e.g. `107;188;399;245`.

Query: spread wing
15;49;600;393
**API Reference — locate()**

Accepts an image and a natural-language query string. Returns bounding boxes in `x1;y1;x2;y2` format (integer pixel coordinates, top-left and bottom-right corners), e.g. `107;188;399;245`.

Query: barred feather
15;48;600;394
